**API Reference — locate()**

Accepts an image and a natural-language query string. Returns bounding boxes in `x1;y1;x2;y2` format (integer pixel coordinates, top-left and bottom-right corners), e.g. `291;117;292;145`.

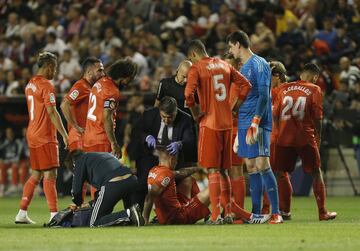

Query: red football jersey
270;85;281;142
147;165;181;224
64;78;91;146
25;75;58;148
273;80;323;147
83;76;120;147
185;57;251;130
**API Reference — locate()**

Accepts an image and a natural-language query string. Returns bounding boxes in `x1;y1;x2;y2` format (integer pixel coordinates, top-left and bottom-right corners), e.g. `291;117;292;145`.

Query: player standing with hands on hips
228;30;283;224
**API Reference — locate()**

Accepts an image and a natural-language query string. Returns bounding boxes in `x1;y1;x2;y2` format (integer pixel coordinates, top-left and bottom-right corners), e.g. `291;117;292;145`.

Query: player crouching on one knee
65;150;145;227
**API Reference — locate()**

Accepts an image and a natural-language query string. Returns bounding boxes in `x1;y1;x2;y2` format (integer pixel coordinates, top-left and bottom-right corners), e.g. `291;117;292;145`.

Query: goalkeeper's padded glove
233;133;239;153
246;117;261;145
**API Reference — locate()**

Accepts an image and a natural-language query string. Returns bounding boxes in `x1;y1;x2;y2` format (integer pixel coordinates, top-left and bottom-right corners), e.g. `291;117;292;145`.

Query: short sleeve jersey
185;57;251;130
64;78;91;145
273;80;323;147
83;76;120;147
25;75;57;148
147;166;181;224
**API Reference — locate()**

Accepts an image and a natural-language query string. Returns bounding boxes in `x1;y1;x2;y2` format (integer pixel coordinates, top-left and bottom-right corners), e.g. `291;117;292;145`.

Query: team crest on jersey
161;177;170;187
49;93;56;103
69;90;79;100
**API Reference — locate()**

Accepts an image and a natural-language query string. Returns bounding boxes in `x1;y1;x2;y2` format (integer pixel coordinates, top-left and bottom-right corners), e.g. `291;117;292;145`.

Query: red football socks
43;178;58;212
20;176;40;210
278;172;293;213
313;180;327;214
231;176;246;208
208;172;221;221
220;175;232;215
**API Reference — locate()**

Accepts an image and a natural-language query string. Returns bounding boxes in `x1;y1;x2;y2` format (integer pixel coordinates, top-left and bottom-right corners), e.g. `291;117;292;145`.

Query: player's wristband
251;117;261;126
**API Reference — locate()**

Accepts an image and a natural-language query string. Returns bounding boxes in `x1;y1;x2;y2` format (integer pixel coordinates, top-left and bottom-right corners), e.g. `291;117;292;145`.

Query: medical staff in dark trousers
66;150;144;227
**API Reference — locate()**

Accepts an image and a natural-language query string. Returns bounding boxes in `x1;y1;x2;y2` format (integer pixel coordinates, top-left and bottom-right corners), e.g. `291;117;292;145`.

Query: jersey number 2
280;96;306;120
213;74;226;101
87;93;97;121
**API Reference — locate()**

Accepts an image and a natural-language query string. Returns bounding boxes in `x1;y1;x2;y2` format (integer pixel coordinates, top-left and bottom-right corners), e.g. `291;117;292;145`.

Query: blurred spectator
275;5;299;36
59;49;81;83
123;44;149;78
0;127;23;197
250;21;276;54
0;52;13;71
339;56;360;90
314;15;337;52
5;70;19;96
126;0;152;20
302;16;319;44
5;12;20;38
99;26;122;57
43;31;67;56
66;4;85;37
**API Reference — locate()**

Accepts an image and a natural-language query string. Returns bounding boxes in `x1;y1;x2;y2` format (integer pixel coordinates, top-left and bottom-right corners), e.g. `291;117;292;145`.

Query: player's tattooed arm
174;166;202;180
143;185;163;225
189;104;205;123
61;98;84;134
103;107;121;158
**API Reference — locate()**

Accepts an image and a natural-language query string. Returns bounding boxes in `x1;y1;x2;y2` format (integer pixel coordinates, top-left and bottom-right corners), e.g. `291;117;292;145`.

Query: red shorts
177;178;201;205
69;140;84;152
198;127;232;169
29;143;59;170
231;132;244;166
167;196;210;225
83;143;111;153
270;142;276;167
273;144;320;173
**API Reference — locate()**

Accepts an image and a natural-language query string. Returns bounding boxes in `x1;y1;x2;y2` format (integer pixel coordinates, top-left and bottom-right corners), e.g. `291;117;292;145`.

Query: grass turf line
0;196;359;251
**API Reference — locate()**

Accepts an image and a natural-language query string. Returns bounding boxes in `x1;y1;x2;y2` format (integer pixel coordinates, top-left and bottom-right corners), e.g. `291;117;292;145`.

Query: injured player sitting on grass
142;146;271;225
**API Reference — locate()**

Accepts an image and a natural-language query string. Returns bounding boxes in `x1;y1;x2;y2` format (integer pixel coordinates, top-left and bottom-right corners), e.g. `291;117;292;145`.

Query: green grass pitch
0;196;359;251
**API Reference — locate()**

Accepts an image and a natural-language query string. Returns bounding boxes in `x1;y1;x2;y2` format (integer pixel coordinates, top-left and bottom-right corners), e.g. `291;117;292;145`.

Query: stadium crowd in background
0;0;360;197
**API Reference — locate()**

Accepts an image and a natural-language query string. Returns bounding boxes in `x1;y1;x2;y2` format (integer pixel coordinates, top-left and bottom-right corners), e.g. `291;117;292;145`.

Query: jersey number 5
87;93;97;121
280;96;307;120
213;74;226;101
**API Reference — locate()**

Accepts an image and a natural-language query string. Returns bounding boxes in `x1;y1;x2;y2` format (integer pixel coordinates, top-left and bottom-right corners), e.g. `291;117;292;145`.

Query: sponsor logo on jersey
69;90;79;100
161;177;170;187
148;172;157;179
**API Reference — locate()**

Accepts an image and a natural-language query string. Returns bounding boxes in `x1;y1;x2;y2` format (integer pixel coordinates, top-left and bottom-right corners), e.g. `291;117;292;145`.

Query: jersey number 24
280;96;307;120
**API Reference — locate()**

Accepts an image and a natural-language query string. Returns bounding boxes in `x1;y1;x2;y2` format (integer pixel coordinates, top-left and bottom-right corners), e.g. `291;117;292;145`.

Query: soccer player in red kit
185;40;269;224
222;53;246;209
143;148;210;225
262;61;293;219
61;57;105;199
83;59;137;158
61;57;105;152
272;63;337;221
143;147;269;225
15;52;68;224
